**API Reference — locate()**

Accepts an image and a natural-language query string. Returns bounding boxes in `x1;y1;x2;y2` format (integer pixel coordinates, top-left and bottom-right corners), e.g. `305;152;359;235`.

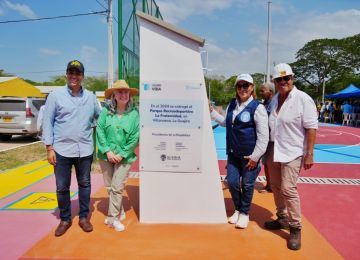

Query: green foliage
24;79;41;85
41;75;66;86
205;72;267;107
252;73;266;99
84;76;107;92
291;33;360;99
0;69;13;77
206;76;234;106
0;143;46;172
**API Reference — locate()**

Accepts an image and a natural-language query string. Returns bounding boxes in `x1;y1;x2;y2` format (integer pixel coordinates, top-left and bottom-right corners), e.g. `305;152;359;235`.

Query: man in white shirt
258;82;275;193
264;63;318;251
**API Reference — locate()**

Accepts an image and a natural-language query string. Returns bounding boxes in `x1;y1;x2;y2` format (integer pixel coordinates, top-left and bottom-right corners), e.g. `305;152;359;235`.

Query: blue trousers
54;152;93;221
227;153;260;215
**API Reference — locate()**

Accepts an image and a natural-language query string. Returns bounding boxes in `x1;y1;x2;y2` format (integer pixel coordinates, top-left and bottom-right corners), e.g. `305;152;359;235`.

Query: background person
264;63;318;250
43;60;100;237
96;80;139;232
210;74;268;229
36;94;48;141
319;102;327;122
258;82;275;193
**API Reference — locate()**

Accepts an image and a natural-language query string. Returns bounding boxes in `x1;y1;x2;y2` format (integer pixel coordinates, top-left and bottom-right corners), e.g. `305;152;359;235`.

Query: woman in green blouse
96;80;139;232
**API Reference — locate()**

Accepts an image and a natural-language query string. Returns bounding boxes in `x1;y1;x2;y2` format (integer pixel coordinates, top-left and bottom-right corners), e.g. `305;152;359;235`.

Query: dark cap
66;60;84;74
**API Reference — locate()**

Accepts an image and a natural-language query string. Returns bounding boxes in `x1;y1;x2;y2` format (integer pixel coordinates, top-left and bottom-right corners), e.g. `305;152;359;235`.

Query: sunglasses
236;83;251;90
67;70;82;76
274;75;292;83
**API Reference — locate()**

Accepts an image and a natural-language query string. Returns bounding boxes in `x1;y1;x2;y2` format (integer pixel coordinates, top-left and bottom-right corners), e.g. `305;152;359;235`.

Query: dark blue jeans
54;152;93;222
227;153;260;215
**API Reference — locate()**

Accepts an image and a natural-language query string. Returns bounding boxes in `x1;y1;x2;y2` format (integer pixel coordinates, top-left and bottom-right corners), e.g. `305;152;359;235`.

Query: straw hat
104;80;139;99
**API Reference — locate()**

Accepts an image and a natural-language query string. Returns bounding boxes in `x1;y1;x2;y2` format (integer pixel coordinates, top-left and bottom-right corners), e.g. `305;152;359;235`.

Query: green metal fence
118;0;163;88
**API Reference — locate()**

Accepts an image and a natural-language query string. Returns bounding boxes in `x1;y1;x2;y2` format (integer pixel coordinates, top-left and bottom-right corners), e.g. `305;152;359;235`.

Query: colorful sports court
0;123;359;259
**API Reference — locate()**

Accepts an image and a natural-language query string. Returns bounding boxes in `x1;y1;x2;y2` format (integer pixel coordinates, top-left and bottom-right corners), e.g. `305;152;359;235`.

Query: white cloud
3;0;37;19
205;42;266;79
270;9;360;63
206;9;360;78
157;0;242;24
80;46;98;63
39;48;61;56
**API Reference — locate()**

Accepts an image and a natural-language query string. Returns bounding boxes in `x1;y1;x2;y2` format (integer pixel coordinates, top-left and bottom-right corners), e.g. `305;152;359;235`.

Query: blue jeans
54;152;93;221
227;153;260;215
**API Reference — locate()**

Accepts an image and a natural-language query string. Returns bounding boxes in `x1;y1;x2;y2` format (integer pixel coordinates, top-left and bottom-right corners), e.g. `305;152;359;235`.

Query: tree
42;75;66;86
291;38;343;97
291;34;360;99
84;76;107;92
0;69;13;77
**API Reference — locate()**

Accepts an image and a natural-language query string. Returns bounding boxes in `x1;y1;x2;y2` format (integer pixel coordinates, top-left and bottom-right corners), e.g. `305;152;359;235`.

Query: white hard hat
273;63;294;79
234;73;254;85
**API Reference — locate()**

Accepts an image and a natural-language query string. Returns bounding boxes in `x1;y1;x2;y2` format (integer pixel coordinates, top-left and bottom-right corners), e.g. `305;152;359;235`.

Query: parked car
0;97;46;140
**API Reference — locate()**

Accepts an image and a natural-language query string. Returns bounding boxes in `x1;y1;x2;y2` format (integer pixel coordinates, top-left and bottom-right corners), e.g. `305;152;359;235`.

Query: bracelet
305;151;313;156
47;147;54;151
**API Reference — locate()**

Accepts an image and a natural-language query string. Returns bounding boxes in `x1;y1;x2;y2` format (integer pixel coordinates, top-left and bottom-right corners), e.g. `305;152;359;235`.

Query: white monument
137;12;227;223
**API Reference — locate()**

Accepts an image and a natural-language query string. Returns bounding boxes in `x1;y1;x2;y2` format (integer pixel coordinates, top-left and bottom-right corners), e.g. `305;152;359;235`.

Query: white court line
0;141;43;153
316;128;360;150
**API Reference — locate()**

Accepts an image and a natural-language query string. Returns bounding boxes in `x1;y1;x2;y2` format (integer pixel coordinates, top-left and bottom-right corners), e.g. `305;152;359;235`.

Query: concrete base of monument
21;178;341;259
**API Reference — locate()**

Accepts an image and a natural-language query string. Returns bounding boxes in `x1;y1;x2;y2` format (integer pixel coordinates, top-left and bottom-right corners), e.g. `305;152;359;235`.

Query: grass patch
0;142;47;172
0;142;101;173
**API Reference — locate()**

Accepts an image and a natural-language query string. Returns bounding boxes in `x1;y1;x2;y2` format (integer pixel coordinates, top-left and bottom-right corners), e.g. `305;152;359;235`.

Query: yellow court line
4;192;76;210
0;160;53;199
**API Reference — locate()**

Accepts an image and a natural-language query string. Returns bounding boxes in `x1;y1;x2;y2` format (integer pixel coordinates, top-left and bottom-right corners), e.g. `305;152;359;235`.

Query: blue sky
0;0;359;83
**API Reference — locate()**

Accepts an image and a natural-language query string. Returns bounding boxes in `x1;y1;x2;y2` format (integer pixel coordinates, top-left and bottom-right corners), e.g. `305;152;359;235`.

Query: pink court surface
0;124;359;259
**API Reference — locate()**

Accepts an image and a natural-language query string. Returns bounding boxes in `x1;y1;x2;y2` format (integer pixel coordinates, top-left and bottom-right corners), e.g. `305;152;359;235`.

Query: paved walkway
0;124;359;259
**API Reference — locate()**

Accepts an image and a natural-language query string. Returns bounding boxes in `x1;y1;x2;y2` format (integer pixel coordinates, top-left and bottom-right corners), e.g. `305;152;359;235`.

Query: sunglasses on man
274;75;292;83
67;70;83;76
236;83;252;90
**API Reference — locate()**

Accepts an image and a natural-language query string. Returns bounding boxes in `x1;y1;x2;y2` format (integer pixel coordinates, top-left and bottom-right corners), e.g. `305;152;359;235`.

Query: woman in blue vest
210;74;269;228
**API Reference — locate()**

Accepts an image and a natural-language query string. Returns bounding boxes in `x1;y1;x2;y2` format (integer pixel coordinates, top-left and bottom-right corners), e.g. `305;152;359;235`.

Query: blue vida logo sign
144;83;150;91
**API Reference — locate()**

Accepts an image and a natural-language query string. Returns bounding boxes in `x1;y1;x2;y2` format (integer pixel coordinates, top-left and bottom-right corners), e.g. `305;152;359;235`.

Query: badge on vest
240;111;251;122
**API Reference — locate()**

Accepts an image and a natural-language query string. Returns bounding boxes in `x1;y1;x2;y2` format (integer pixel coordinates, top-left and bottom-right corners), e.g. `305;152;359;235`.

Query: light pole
107;0;114;88
322;79;326;103
266;1;272;84
201;44;215;101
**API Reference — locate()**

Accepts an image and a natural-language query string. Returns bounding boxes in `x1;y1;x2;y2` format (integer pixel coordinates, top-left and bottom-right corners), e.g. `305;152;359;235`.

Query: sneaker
235;214;249;229
112;220;125;232
228;210;240;224
120;211;126;221
104;218;111;225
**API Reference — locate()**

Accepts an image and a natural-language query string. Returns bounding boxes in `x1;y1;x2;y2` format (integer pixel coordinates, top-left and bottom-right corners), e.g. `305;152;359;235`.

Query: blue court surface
213;125;360;164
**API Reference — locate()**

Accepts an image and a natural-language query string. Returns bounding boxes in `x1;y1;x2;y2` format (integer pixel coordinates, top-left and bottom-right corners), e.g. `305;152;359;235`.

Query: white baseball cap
273;63;294;79
234;73;254;85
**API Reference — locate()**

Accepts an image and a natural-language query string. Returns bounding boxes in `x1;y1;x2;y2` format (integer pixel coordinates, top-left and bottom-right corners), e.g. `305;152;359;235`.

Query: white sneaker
235;213;249;229
104;218;111;225
228;210;240;224
112;220;125;232
120;211;126;221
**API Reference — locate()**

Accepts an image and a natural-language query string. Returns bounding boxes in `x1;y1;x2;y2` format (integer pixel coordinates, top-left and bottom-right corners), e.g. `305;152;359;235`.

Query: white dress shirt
268;86;318;163
211;96;269;162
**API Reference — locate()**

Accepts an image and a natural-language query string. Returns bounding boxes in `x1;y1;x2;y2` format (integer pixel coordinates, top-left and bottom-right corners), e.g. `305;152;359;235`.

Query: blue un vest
226;98;260;158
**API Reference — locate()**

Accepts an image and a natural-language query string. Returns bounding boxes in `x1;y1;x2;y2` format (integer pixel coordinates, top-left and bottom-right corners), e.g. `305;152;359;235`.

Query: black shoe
258;187;272;193
287;227;301;250
264;218;289;230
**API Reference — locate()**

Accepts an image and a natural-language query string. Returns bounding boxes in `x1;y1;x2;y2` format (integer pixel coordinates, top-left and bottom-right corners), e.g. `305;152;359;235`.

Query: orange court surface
0;123;359;259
